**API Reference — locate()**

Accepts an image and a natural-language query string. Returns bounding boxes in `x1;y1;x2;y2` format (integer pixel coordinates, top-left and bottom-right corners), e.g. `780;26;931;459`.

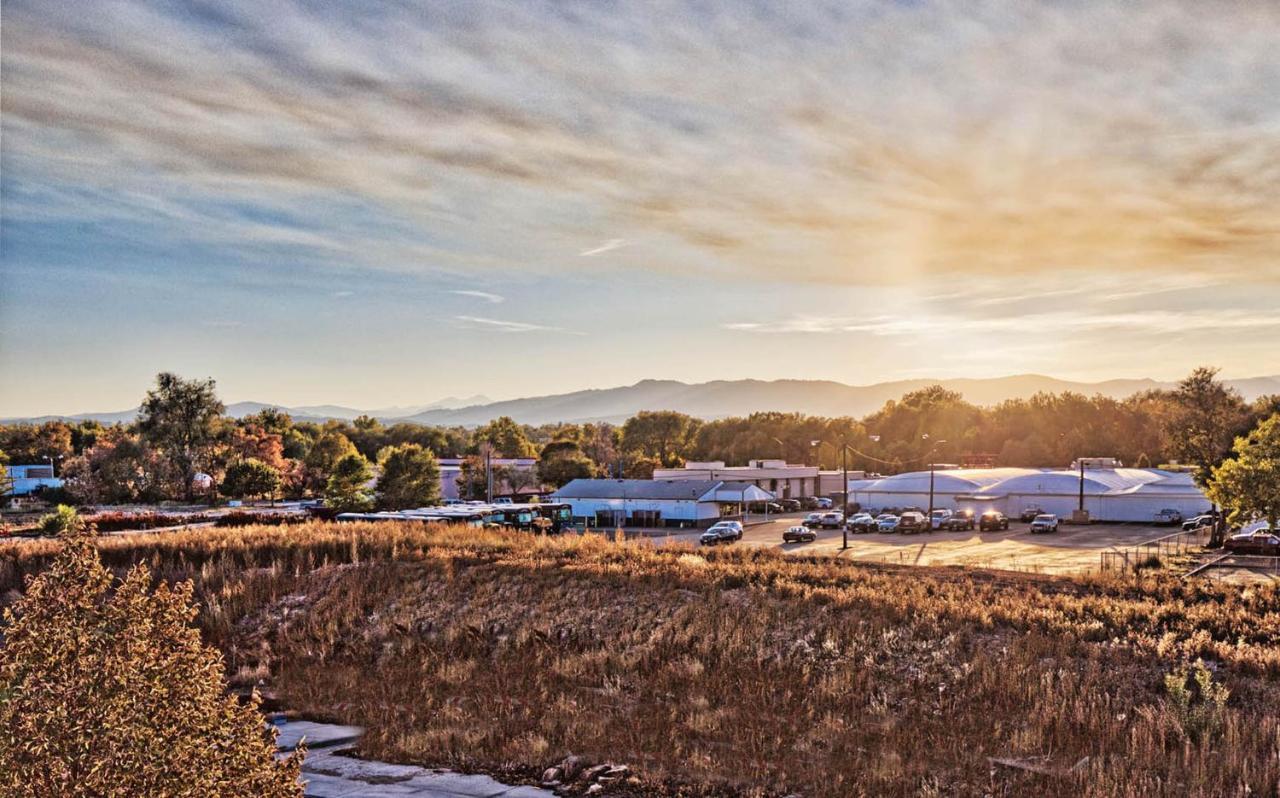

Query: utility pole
842;443;849;551
1078;458;1085;512
485;447;493;504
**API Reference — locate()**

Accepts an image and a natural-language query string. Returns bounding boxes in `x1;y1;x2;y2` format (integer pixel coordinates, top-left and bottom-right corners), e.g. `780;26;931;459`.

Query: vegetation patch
3;522;1280;796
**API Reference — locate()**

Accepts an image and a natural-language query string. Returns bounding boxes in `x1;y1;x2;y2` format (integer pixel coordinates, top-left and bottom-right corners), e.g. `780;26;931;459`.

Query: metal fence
1099;526;1212;574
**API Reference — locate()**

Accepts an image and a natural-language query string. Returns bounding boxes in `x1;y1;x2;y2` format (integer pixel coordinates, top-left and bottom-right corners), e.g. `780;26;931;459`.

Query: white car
929;509;953;530
1153;508;1184;525
1029;514;1059;534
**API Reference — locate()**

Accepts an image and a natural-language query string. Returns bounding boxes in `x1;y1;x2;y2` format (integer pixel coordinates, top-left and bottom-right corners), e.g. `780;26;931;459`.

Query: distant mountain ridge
8;375;1276;427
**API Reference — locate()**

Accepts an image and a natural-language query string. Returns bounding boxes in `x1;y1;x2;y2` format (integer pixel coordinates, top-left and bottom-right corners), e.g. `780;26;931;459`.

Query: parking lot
649;512;1180;575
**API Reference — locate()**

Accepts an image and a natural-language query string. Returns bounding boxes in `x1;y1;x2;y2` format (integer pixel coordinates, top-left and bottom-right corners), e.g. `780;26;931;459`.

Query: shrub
1164;660;1230;741
215;511;307;528
82;511;198;533
0;530;303;797
37;505;82;537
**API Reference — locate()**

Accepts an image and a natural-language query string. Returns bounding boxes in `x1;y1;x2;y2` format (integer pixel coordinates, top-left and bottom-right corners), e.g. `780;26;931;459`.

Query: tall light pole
812;439;852;551
924;436;947;522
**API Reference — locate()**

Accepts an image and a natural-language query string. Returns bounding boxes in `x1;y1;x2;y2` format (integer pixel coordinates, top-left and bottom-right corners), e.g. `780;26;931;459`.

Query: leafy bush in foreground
0;531;302;798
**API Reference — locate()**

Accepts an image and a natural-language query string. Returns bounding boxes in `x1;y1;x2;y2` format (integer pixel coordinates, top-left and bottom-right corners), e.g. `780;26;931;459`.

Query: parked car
942;509;976;531
898;511;928;534
700;522;742;545
928;509;953;530
818;511;843;529
1182;513;1217;531
1153;508;1184;525
877;514;900;532
782;525;817;543
1225;528;1280;556
1019;505;1045;523
776;499;802;512
802;512;824;528
717;520;744;535
815;497;834;510
978;510;1009;531
848;513;877;533
1029;513;1059;534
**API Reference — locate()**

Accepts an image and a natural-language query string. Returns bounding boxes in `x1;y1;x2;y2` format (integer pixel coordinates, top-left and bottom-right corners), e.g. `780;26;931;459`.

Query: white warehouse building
848;466;1211;523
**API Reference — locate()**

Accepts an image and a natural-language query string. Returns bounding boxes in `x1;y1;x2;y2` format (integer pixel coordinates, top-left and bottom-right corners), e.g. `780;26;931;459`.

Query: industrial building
552;478;775;528
4;464;64;497
653;460;863;501
847;465;1211;523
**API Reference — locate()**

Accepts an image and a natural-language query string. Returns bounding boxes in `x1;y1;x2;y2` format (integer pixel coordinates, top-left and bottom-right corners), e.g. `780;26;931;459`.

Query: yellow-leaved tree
0;520;302;797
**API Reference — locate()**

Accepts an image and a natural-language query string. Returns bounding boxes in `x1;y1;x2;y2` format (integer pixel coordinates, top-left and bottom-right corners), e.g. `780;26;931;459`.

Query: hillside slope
6;523;1278;797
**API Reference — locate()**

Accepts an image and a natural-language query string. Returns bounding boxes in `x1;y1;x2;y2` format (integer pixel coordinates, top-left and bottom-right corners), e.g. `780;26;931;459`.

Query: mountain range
5;376;1278;428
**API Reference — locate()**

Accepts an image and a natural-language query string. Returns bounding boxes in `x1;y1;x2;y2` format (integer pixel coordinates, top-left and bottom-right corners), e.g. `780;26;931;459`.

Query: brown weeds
3;522;1279;797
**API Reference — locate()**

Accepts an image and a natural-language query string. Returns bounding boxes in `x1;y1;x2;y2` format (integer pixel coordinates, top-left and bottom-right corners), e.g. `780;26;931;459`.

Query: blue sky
2;0;1279;416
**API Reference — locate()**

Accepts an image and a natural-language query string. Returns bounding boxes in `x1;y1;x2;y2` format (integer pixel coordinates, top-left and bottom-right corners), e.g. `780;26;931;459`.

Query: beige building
654;459;836;500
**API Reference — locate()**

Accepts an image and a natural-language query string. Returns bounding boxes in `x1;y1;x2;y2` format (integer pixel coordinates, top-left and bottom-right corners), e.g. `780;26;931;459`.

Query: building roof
552;479;777;502
553;479;725;501
851;466;1207;499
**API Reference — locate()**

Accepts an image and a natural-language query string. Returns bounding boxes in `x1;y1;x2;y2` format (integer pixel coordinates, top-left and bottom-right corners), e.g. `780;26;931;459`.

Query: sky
2;0;1279;416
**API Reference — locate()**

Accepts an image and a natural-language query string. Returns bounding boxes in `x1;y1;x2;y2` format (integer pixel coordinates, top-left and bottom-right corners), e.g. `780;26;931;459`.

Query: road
638;512;1181;574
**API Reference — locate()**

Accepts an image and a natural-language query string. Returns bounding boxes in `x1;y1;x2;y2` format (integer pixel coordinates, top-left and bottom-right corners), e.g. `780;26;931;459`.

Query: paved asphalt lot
641;512;1181;575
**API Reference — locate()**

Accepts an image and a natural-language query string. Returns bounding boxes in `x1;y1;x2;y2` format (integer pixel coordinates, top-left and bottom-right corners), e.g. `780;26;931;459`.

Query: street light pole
842;443;849;551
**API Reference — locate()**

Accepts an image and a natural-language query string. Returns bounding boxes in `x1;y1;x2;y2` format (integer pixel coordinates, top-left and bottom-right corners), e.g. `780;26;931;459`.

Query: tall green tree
474;416;537;458
220;458;283;502
324;453;374;512
375;444;441;510
303;431;359;494
1209;413;1280;531
137;373;225;500
1164;367;1251;487
621;411;700;467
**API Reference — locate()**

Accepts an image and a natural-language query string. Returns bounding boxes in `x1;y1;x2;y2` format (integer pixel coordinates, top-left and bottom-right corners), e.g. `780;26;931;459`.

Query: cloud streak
450;290;505;304
453;315;569;334
580;239;628;257
3;0;1277;290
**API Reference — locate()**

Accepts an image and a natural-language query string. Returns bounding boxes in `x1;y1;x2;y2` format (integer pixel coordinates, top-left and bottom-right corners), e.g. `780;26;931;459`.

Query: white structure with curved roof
849;466;1210;522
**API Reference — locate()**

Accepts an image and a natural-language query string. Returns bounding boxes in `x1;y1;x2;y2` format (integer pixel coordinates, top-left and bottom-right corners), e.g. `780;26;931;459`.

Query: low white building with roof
552;478;774;528
848;465;1211;522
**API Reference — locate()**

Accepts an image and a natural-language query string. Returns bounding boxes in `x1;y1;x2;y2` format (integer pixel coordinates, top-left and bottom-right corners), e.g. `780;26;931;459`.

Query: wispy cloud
454;315;567;333
579;239;628;257
332;290;355;298
725;310;1280;338
4;1;1276;288
450;290;505;304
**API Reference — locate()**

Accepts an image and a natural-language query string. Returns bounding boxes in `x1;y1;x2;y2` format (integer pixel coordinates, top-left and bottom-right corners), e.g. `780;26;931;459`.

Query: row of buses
335;502;573;533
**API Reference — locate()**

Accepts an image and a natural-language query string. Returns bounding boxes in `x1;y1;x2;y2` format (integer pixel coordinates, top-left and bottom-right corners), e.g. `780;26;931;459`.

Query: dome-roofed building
849;464;1210;522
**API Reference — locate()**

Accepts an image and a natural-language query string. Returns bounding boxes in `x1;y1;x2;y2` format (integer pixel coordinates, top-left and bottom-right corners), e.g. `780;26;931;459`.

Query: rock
541;766;563;786
581;764;611;782
586;785;604;795
603;765;629;778
560;755;587;781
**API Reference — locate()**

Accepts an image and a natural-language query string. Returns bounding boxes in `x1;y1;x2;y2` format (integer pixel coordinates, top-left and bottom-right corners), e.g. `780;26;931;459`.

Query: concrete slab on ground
274;718;555;798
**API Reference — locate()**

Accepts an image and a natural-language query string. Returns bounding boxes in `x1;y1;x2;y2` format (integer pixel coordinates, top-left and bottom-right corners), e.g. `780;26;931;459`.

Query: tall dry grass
3;522;1279;796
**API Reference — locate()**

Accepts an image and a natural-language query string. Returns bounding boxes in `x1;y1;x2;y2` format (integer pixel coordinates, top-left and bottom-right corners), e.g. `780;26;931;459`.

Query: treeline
1;368;1276;510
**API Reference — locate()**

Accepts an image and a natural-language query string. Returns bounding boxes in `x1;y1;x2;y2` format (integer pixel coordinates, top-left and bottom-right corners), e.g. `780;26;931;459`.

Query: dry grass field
3;522;1280;797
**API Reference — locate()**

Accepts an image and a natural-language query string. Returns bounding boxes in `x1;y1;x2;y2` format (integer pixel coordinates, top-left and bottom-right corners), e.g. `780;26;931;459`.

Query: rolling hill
7;375;1276;427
